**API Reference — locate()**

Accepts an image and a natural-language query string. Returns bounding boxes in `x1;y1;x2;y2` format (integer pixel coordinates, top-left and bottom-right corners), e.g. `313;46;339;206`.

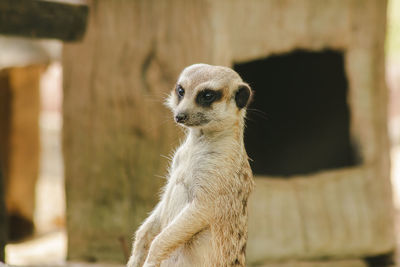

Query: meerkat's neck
187;116;246;151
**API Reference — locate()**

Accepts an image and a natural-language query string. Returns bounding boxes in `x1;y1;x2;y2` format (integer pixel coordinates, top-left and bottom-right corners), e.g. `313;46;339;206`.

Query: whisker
154;174;167;180
246;108;269;121
160;154;173;161
244;117;259;126
247;108;268;116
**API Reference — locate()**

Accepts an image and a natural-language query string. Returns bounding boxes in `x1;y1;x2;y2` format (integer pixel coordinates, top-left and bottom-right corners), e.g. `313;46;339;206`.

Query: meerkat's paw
143;259;159;267
127;255;142;267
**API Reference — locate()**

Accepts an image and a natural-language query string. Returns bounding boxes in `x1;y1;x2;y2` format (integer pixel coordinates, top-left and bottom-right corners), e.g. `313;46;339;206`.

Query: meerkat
127;63;254;267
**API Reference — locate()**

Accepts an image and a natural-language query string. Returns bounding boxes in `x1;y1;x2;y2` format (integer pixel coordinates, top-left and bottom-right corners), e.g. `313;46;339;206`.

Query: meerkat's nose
175;113;188;123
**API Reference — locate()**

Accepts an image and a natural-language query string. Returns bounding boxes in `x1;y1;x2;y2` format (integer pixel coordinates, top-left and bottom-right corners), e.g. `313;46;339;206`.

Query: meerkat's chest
159;144;206;227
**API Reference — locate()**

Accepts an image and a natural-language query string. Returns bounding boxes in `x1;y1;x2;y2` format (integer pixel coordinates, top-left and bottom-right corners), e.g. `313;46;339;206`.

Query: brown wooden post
0;70;11;261
0;66;43;241
0;0;88;249
0;170;6;262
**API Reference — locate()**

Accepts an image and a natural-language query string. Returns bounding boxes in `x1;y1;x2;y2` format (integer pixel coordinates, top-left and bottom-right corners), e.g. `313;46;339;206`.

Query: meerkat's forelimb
128;204;161;267
143;201;211;266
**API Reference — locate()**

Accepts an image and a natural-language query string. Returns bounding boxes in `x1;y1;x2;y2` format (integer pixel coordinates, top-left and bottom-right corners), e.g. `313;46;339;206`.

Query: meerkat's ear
235;83;252;109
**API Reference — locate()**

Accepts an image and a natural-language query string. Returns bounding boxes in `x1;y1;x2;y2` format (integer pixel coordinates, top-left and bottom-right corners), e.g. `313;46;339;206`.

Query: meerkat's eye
203;91;216;102
196;89;223;107
176;85;185;100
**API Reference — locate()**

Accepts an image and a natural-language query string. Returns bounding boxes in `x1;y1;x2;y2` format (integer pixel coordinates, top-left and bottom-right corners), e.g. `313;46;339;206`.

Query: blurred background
0;0;399;266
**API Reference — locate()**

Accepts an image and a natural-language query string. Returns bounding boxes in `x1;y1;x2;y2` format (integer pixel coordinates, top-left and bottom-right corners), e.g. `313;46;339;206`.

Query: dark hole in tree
234;50;361;177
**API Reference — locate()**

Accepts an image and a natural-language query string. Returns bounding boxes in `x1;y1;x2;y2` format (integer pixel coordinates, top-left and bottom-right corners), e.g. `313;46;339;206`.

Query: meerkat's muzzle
174;111;210;127
175;113;188;124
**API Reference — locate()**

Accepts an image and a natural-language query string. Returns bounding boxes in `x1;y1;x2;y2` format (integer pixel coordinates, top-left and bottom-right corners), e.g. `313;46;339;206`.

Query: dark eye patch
195;89;223;108
175;84;185;102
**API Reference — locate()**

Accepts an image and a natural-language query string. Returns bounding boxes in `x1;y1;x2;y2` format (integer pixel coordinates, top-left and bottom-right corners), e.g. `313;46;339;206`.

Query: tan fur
128;64;254;267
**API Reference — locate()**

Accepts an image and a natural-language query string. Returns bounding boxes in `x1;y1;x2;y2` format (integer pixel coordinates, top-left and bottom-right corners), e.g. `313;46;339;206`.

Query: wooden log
0;0;89;41
0;65;43;241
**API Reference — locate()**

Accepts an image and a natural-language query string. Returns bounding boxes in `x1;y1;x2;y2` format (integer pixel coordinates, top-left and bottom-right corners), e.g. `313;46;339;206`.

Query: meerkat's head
166;64;252;131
